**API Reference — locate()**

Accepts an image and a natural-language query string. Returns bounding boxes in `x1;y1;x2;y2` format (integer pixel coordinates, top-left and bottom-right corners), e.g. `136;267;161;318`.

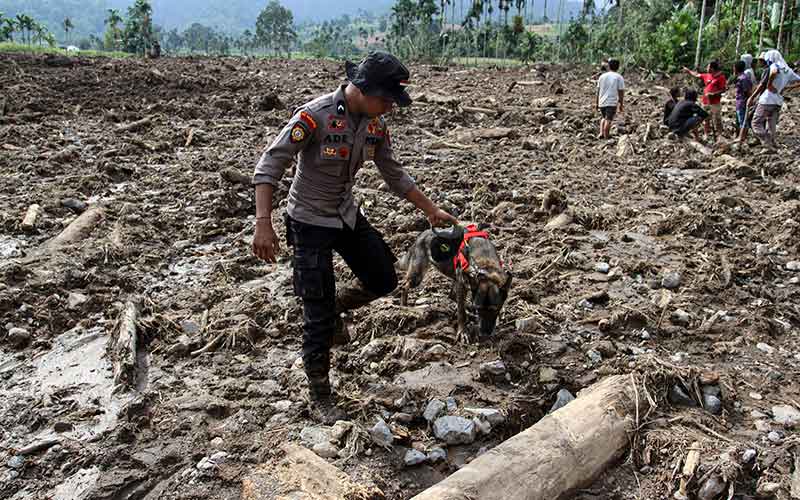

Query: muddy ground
1;53;799;500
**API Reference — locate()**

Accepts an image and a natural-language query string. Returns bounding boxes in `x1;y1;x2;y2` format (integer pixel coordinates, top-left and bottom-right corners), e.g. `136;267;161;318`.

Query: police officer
251;52;457;423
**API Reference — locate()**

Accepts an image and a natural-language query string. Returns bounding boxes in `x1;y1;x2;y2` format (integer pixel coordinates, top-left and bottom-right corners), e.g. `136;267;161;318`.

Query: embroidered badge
290;124;306;143
322;146;337;159
299;111;317;130
338;146;350;159
365;145;376;160
328;117;346;131
336;101;346;115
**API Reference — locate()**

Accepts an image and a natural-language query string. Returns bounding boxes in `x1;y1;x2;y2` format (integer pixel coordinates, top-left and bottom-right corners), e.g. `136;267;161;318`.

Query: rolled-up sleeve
373;127;416;197
252;108;315;186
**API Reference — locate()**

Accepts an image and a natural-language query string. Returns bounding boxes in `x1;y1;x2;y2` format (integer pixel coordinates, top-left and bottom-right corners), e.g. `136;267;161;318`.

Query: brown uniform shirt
252;85;416;229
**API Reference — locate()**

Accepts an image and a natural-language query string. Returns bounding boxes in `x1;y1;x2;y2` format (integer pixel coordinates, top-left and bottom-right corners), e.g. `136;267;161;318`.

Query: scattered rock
464;408;505;427
427;447;447;463
661;271;682;289
756;342;775;354
697;474;726;500
473;416;491;435
586;349;602;364
668;384;696;407
60;198;87;213
432;416;476;445
180;319;201;335
479;359;507;378
196;451;227;474
423;399;447;423
393;413;413;424
772;404;800;428
404;449;427;466
767;431;782;443
595;262;610;273
7;456;24;470
313;442;340;459
549;389;575;413
370;419;393;447
742;449;757;463
787;260;800;271
300;426;333;448
330;420;353;442
445;397;458;412
515;317;540;333
538;366;558;383
427;344;447;358
702;394;722;415
67;292;88;309
6;327;30;348
210;437;225;450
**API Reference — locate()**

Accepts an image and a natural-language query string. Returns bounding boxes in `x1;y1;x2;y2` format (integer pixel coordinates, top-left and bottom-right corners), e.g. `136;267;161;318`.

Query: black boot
304;353;348;425
332;282;380;346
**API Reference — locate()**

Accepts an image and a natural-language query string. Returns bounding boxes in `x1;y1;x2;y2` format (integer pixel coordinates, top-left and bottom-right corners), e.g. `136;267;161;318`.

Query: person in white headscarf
747;49;800;149
740;53;756;84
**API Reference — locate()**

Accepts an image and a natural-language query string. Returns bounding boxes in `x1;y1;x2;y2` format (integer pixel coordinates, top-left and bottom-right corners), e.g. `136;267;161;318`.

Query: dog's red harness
453;224;490;272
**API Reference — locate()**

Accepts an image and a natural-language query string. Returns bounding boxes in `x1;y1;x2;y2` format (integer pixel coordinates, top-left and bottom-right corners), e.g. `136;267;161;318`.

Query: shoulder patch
299;111;317;131
290;123;308;143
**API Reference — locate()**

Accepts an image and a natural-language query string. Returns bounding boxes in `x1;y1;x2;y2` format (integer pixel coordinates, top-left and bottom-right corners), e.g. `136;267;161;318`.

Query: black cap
345;51;412;107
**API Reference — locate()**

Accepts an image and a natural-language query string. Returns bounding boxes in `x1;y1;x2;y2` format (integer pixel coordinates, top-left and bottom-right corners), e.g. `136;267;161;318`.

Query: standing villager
596;58;625;140
748;49;800;150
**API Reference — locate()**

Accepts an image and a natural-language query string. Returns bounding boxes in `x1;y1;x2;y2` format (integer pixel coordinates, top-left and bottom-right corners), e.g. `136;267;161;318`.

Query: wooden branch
46;205;105;250
21;204;42;231
117;115;153;133
412;375;647;500
112;298;141;390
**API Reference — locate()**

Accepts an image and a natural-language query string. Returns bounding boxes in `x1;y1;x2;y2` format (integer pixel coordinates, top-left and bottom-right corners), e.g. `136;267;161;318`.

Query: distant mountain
1;0;582;39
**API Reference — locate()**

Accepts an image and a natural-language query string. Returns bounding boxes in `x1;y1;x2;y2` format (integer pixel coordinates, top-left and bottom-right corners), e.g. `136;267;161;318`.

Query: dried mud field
1;53;800;500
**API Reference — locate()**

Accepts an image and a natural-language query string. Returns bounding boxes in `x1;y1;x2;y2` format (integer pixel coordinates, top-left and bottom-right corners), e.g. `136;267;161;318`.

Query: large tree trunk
695;0;709;69
778;0;788;49
758;0;768;51
411;375;647;500
736;0;748;54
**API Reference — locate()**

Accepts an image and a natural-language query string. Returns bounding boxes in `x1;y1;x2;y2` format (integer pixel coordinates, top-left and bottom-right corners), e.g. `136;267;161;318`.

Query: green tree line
384;0;799;69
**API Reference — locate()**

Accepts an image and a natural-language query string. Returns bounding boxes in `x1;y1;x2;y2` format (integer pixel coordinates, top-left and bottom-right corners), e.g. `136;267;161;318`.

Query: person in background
748;49;800;150
733;60;754;141
683;60;727;140
596;58;625;139
741;53;756;85
666;88;708;141
663;87;681;126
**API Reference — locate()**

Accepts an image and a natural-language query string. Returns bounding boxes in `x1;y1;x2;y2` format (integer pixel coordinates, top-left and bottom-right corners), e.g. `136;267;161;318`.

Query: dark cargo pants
287;211;398;363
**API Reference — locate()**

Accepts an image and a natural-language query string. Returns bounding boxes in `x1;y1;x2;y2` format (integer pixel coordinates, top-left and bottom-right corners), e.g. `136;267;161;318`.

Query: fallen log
111;298;141;390
241;443;383;500
21;204;42;231
411;374;647;500
46;205;105;250
460;105;499;115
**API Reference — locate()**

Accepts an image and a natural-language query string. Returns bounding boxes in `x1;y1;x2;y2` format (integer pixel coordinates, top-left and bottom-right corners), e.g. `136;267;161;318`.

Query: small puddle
1;325;136;445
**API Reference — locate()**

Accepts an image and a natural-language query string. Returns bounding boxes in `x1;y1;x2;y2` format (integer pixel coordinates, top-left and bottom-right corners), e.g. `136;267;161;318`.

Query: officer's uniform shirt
253;85;416;229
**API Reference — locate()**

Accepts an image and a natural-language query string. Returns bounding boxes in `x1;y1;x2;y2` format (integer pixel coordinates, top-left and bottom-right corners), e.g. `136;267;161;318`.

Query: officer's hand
253;220;280;263
427;207;458;228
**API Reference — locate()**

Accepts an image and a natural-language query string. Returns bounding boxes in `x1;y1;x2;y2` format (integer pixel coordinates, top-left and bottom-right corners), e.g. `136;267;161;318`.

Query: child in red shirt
684;60;727;140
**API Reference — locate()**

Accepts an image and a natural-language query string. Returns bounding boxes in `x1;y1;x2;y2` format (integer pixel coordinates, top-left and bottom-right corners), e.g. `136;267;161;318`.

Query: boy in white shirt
596;58;625;139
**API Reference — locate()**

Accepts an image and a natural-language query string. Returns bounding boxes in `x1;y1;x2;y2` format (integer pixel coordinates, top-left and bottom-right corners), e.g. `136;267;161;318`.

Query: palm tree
63;17;74;45
105;9;123;50
694;0;708;69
